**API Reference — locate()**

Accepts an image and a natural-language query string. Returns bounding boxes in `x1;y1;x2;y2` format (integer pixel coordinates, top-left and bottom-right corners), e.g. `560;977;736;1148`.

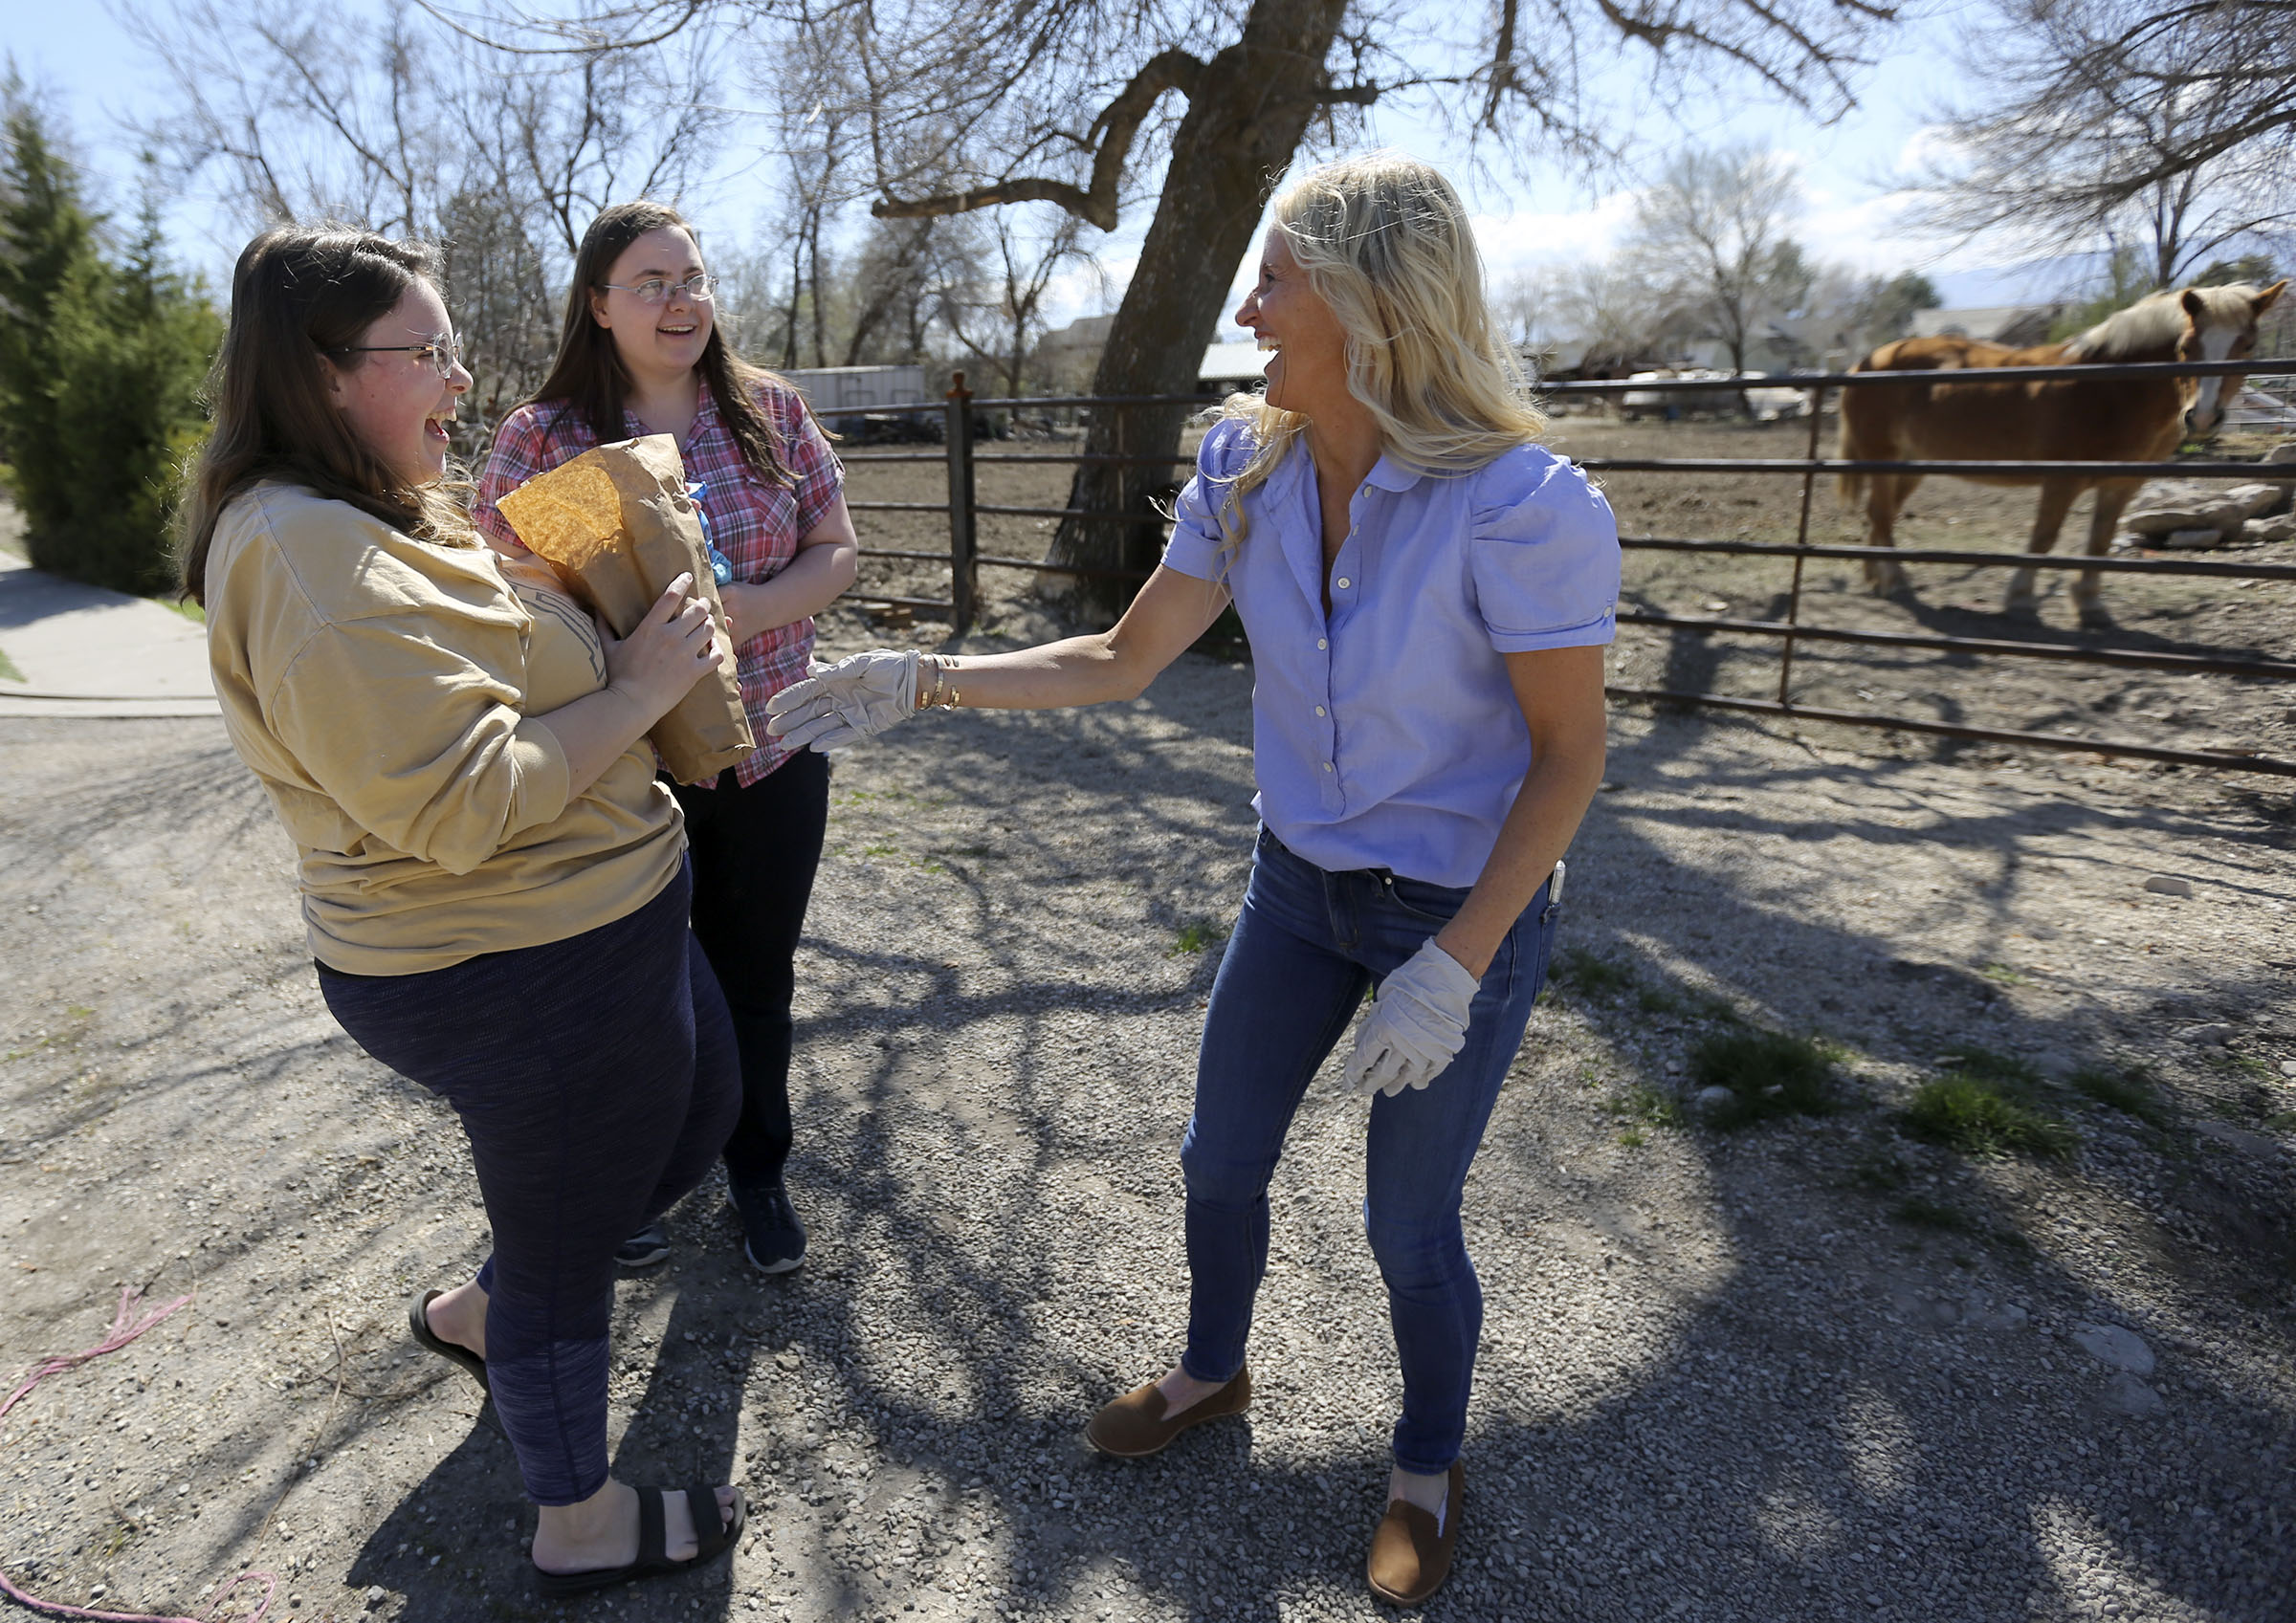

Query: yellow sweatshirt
204;482;683;974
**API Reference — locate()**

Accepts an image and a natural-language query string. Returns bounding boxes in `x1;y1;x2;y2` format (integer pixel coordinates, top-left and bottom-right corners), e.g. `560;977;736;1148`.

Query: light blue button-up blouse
1161;417;1621;888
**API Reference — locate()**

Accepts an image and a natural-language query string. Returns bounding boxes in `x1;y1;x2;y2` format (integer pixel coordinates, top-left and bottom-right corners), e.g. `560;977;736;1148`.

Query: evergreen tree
0;85;104;553
0;99;220;594
44;170;223;593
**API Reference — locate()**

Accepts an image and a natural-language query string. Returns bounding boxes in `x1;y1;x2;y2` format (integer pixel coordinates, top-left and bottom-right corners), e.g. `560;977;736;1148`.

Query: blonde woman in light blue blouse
769;151;1619;1606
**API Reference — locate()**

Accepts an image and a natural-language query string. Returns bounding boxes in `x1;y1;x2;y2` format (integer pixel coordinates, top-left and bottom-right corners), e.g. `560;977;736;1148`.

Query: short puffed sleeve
1160;417;1257;583
1468;446;1622;652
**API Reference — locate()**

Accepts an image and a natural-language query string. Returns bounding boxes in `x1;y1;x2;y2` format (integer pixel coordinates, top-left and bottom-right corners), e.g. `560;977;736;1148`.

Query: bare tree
840;217;942;365
936;206;1094;399
141;0;1906;601
1619;143;1811;376
475;0;1898;606
1555;257;1673;374
1914;0;2294;288
122;0;726;444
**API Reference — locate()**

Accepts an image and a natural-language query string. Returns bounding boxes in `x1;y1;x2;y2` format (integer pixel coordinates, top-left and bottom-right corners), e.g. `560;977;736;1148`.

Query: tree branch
872;47;1203;230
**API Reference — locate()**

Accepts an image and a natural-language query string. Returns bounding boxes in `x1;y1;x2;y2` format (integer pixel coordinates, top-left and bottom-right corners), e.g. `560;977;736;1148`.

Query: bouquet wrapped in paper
497;434;754;784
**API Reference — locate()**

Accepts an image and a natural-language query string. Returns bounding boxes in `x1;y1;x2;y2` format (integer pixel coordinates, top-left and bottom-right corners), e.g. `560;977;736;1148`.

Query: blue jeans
1180;828;1559;1475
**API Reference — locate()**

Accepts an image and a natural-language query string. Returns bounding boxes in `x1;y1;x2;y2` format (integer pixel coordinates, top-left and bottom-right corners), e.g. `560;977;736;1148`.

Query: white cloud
1469;192;1645;276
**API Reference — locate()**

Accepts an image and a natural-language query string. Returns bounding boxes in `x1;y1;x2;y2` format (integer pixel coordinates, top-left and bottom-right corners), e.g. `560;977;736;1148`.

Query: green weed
0;643;21;683
1170;919;1225;956
1617;1127;1649;1149
1689;1029;1843;1127
1902;1074;2073;1159
1979;962;2029;987
1938;1044;2043;1087
1636;985;1687;1016
2067;1063;2164;1125
1554;949;1634;998
1601;1083;1687;1130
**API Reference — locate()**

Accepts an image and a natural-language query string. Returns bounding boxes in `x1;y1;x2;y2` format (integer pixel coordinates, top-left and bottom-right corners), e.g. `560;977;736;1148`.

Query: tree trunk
1040;0;1350;616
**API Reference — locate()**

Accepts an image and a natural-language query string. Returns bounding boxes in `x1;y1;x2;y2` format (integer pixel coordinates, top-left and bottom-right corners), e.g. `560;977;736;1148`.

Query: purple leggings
319;862;739;1503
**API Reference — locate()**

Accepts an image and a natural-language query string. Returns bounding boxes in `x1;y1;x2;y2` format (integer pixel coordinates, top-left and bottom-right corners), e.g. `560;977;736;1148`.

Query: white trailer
777;364;932;413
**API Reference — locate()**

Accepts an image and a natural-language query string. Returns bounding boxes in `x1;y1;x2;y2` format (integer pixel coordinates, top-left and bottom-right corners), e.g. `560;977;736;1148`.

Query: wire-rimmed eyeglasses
597;273;718;306
336;336;463;380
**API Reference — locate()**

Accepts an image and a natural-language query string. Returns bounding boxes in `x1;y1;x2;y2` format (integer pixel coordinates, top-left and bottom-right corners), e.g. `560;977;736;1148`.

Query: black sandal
533;1483;747;1597
407;1289;489;1393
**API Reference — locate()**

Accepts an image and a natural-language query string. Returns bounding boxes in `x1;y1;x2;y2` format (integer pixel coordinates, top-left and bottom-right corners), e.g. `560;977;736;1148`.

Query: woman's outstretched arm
766;564;1230;748
935;565;1231;709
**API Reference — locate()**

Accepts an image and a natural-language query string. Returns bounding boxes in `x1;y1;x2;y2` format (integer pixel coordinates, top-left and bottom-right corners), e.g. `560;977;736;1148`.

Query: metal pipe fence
813;362;2296;775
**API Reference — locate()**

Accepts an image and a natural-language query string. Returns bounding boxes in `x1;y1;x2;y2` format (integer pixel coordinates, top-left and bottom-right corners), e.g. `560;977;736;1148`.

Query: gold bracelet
917;654;940;710
924;655;961;710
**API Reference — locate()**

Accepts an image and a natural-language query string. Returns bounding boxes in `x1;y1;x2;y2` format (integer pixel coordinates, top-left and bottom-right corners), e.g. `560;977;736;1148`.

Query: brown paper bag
496;434;755;784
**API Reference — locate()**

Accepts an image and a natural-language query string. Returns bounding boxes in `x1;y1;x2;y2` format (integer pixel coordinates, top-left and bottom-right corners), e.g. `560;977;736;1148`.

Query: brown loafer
1367;1460;1464;1607
1085;1367;1251;1458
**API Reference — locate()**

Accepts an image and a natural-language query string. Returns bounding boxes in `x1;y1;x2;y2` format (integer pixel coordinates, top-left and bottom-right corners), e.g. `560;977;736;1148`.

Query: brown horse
1838;279;2286;625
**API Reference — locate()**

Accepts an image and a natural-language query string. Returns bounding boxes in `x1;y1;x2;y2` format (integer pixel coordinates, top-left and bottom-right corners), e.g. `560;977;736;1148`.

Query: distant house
1910;304;2065;347
1035;315;1264;395
1197;340;1267;393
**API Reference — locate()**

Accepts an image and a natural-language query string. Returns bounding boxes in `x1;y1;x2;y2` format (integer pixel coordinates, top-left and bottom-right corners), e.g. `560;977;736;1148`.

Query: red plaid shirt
476;380;844;787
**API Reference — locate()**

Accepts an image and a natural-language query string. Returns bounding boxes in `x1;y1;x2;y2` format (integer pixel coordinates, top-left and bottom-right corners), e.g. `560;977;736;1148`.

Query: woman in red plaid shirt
478;201;858;1276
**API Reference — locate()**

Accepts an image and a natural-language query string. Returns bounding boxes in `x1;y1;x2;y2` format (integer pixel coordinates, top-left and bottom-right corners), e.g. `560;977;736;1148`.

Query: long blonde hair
1212;152;1545;546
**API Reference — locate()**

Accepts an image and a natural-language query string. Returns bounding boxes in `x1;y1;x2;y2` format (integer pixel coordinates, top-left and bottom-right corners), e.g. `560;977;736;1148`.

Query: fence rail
823;363;2296;775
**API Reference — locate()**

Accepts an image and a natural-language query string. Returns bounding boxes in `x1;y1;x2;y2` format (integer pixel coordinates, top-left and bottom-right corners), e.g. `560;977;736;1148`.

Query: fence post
944;372;977;636
1776;382;1828;706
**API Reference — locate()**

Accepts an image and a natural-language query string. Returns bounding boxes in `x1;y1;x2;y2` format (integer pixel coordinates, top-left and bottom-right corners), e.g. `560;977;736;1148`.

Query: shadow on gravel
718;701;2293;1621
1366;712;2296;1622
6;690;2290;1622
343;1413;536;1613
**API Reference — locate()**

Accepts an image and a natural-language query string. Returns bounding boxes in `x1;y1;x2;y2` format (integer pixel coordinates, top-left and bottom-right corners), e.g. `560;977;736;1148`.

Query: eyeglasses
597;273;718;305
337;337;463;379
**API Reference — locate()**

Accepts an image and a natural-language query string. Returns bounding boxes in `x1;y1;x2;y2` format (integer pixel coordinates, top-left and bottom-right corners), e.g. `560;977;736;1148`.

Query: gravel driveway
1;622;2291;1623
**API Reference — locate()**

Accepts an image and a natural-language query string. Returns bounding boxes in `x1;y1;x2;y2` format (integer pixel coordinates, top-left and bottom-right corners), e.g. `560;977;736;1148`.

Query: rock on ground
2120;481;2283;539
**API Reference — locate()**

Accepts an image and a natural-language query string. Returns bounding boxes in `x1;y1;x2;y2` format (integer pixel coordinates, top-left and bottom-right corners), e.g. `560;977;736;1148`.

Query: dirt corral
842;415;2296;767
3;583;2294;1623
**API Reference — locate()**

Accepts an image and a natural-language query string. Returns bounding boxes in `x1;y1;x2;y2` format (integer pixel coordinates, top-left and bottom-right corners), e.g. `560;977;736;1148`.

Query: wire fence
811;360;2296;777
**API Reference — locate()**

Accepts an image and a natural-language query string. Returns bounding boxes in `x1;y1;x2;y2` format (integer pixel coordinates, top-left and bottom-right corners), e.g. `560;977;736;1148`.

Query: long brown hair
525;201;805;487
177;229;475;605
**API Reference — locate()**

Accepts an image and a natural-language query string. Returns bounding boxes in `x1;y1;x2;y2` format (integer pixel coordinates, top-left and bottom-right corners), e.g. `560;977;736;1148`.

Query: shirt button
1316;637;1328;650
1314;706;1327;717
1322;762;1334;773
1335;577;1351;589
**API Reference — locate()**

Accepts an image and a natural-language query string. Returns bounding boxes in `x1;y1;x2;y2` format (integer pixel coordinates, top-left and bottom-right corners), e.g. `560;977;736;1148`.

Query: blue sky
14;1;2079;322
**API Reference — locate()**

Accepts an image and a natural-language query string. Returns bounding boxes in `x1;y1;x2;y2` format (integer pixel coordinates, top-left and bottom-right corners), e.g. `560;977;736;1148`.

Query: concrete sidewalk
0;548;219;718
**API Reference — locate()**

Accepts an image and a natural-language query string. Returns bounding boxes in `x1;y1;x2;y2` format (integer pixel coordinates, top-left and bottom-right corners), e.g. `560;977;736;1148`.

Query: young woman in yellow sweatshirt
181;228;745;1599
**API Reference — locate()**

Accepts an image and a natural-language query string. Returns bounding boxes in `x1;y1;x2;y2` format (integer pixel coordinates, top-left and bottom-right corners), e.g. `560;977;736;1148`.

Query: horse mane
2068;282;2263;360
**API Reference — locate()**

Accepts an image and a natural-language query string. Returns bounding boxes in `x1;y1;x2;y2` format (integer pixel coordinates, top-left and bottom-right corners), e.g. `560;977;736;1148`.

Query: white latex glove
1344;938;1484;1099
762;649;922;752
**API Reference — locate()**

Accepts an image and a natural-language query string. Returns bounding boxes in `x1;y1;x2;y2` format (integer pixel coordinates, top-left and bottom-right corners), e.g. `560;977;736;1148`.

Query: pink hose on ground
1;1287;281;1622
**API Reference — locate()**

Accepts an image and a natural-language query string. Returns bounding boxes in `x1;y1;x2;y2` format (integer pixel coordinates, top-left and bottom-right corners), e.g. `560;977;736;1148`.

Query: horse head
2178;279;2287;438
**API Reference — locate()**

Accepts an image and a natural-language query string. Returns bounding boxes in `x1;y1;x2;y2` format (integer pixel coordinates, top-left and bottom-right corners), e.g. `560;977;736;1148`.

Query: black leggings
318;863;739;1503
672;749;830;1186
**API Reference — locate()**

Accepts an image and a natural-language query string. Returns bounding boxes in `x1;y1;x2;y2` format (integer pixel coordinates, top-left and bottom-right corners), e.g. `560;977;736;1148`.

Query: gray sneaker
614;1220;672;1269
730;1179;806;1274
